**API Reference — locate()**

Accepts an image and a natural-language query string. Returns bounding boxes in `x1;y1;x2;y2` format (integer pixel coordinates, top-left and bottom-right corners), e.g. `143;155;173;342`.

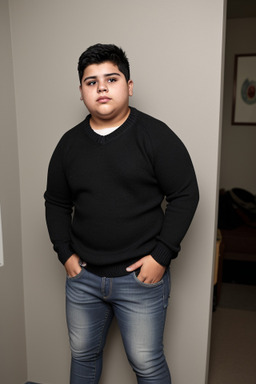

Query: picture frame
232;54;256;125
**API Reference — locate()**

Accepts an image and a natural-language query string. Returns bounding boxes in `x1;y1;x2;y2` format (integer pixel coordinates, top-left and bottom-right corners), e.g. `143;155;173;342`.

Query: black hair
78;43;130;84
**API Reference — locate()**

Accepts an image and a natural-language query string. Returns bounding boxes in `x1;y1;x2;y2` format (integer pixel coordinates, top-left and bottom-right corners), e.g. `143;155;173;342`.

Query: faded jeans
66;267;171;384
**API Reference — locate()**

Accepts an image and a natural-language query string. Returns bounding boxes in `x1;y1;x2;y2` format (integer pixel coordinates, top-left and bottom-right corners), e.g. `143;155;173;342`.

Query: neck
90;108;130;130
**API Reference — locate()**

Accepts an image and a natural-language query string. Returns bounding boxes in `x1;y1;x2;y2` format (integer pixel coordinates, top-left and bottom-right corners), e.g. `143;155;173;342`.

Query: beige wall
220;17;256;193
0;1;27;383
3;0;225;383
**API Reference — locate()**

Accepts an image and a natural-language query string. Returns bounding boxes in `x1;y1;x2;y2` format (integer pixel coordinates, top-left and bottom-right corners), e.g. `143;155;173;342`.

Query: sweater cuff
151;242;178;266
53;242;74;265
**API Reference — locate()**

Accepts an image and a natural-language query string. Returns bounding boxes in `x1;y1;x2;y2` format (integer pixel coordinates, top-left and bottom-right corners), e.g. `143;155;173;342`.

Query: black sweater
44;107;199;277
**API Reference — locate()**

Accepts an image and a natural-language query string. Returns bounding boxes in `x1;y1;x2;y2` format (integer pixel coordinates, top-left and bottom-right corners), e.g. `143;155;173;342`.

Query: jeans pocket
132;271;164;287
66;267;86;281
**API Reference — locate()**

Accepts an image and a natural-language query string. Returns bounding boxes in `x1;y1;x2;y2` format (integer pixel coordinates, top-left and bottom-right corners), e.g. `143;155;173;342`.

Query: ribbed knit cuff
54;242;74;265
151;242;178;266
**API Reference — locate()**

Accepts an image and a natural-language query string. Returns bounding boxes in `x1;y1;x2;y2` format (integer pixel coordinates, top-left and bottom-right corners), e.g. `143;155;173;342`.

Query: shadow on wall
25;382;41;384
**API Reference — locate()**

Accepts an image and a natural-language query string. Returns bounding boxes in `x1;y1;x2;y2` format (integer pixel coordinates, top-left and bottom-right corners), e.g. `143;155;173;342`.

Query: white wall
0;1;27;383
7;0;225;383
220;18;256;193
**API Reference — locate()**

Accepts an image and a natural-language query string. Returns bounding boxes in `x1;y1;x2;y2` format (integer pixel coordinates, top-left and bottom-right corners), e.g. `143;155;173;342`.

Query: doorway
208;1;256;383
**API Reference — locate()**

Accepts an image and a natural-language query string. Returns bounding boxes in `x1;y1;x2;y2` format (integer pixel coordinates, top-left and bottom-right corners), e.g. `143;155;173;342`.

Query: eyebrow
83;73;121;82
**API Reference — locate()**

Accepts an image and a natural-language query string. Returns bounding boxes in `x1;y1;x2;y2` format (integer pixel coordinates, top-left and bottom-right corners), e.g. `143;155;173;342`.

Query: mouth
97;96;111;103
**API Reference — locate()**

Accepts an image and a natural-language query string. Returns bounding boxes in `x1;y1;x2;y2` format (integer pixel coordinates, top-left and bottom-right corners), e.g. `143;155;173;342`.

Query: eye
86;80;96;86
108;78;117;83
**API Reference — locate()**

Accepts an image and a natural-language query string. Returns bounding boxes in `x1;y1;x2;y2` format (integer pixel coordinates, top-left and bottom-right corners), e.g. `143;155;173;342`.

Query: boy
44;43;199;384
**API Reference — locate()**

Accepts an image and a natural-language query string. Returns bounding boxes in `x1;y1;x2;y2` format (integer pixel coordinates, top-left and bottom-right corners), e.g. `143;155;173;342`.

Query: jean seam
92;306;112;383
101;277;113;299
163;270;171;309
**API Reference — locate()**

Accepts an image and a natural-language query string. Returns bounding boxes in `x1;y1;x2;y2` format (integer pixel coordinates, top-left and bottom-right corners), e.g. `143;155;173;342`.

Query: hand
126;255;166;284
64;254;82;278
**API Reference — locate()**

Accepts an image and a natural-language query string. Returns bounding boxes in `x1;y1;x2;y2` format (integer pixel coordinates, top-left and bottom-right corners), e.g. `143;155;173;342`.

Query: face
79;61;133;128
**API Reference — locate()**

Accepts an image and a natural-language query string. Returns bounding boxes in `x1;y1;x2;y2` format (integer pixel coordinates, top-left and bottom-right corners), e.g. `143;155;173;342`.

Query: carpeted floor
218;283;256;311
208;283;256;384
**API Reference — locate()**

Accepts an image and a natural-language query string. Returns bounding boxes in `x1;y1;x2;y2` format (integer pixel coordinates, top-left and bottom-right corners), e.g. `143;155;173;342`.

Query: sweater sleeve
148;123;199;266
44;137;74;265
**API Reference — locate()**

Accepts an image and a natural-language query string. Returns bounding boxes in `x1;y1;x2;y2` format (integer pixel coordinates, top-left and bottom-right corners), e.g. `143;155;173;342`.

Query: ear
79;85;83;100
128;80;134;97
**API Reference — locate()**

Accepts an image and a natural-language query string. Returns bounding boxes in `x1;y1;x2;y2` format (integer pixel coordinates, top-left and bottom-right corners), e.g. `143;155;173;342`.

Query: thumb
126;258;144;272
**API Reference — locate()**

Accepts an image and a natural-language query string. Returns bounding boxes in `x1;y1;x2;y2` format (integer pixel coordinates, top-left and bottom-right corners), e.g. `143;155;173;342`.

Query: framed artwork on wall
232;54;256;125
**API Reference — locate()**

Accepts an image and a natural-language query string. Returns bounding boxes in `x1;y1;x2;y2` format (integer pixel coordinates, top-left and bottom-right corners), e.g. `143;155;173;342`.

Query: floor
208;283;256;384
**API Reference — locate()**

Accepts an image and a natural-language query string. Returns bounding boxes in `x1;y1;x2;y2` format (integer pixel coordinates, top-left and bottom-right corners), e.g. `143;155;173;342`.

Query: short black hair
78;43;130;84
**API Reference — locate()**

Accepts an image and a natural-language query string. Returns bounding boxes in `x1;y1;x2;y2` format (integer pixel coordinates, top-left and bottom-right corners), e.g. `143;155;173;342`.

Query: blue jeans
66;268;171;384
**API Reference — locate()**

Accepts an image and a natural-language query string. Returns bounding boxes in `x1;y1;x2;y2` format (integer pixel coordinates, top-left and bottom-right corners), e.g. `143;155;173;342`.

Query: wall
220;18;256;193
7;0;225;383
0;1;27;383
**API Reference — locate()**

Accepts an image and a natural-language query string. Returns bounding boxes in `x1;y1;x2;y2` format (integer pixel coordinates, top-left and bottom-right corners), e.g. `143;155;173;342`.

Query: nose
97;80;108;93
